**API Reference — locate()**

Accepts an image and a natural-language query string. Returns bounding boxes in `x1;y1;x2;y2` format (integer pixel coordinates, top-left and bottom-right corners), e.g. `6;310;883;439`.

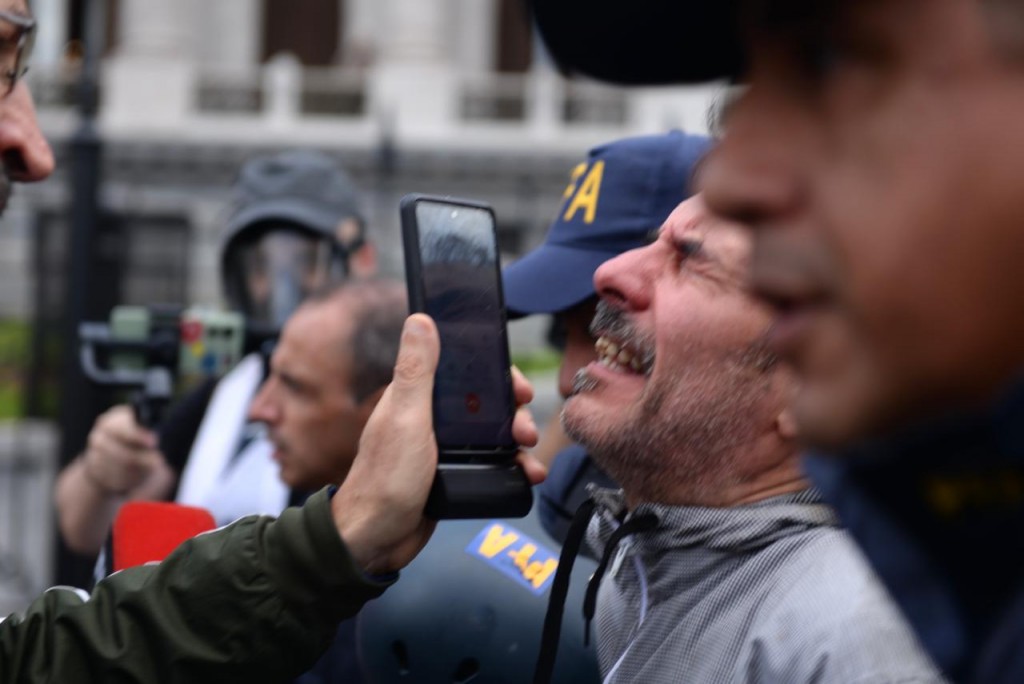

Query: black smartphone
400;194;532;519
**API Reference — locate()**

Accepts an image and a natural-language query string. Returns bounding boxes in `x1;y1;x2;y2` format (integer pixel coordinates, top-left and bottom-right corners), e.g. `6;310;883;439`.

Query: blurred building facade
0;0;720;599
9;0;720;317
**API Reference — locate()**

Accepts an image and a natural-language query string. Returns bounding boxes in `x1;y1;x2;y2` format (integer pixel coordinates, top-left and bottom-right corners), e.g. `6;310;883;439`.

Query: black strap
582;513;659;645
532;498;597;684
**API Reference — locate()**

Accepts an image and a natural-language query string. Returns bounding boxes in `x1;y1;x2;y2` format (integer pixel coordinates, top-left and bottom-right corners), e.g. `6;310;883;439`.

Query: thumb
386;314;440;413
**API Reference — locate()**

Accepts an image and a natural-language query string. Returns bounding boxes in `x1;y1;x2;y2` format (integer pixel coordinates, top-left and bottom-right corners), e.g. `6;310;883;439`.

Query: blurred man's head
562;196;800;508
698;1;1024;448
535;0;1024;450
247;279;405;492
0;3;55;216
221;149;378;342
502;130;710;398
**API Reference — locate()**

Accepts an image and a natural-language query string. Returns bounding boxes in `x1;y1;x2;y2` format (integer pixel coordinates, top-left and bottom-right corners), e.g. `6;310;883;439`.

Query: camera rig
79;305;245;427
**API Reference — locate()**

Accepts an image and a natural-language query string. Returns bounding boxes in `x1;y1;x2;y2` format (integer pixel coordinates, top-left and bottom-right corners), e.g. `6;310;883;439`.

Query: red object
180;319;203;344
112;501;217;572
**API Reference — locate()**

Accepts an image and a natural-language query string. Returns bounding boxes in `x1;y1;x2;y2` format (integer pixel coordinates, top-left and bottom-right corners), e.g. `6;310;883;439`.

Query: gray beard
563;339;780;505
570;368;599;395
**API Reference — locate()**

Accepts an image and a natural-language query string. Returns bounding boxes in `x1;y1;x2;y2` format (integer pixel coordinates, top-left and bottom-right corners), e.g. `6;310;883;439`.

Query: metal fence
0;421;57;616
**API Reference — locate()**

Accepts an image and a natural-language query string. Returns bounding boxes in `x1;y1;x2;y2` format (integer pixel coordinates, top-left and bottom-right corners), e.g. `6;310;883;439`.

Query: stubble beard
563;336;780;506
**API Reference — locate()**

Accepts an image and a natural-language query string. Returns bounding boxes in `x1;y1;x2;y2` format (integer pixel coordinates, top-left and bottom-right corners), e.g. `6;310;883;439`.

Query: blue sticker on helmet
466;521;560;595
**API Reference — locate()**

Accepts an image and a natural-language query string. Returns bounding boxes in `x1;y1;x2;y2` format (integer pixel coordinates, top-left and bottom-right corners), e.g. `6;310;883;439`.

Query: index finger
511;366;534;406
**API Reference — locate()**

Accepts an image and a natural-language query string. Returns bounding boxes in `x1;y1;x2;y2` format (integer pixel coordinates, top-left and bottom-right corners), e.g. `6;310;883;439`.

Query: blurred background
0;0;721;612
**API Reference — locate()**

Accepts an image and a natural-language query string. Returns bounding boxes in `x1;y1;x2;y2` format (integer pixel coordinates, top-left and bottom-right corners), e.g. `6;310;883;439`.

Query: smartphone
401;194;532;519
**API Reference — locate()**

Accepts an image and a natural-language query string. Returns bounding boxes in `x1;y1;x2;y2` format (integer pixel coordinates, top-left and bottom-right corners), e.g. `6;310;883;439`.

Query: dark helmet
356;507;601;683
220;149;366;346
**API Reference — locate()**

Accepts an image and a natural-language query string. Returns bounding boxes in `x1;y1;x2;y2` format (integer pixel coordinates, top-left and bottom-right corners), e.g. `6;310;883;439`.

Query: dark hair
706;86;744;140
347;280;407;403
300;278;406;403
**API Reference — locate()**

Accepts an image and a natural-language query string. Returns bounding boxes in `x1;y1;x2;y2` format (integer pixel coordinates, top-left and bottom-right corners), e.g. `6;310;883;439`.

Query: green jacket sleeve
0;487;393;683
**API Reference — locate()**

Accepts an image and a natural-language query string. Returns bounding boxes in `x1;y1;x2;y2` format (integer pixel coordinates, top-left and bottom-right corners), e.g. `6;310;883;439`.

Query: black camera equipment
78;305;245;428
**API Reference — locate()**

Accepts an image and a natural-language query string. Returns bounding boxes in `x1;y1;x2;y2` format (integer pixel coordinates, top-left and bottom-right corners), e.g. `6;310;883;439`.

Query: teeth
594;334;646;374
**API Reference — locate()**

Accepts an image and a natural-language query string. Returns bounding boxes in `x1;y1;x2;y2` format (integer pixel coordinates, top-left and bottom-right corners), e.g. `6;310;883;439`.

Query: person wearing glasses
0;7;50;181
0;3;546;681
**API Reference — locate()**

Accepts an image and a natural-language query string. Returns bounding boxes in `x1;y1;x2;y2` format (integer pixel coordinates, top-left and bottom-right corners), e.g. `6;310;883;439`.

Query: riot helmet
356;508;601;683
221;149;365;346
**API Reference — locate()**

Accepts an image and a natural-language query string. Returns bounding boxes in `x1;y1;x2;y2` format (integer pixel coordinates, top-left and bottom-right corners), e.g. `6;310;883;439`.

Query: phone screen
413;200;516;452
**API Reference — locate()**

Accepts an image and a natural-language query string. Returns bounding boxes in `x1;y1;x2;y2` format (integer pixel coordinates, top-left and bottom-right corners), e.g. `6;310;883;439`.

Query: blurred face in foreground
701;0;1024;448
562;197;799;507
0;1;55;218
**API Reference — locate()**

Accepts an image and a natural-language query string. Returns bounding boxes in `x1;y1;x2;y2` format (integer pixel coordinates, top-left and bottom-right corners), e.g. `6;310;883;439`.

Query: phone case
400;193;531;519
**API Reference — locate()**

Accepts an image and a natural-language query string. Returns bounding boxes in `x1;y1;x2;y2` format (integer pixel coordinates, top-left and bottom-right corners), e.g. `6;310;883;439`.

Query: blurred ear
350;242;378;278
776;409;799;441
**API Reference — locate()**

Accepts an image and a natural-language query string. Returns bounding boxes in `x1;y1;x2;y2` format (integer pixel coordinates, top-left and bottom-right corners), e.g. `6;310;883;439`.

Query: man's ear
776;409;799;441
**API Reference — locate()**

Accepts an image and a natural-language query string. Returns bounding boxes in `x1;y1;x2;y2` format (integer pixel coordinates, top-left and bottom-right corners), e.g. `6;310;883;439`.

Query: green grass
0;319;30;419
511;348;562;375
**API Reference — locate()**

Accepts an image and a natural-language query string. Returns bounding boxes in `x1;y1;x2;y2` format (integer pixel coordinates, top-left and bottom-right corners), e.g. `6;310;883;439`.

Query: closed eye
279;372;311;398
673;237;704;263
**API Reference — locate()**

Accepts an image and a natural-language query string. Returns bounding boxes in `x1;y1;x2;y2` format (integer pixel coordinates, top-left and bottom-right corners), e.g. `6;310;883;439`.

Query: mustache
589;300;656;375
570;367;600;396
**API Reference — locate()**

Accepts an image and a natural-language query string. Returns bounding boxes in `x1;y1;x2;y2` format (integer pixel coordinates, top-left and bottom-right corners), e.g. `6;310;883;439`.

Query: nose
593;244;655;312
0;83;56;183
248;378;281;425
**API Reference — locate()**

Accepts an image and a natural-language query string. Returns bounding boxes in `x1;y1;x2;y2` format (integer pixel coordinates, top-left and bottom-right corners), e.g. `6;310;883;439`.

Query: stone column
368;0;458;138
102;0;198;129
452;0;497;74
197;0;263;68
528;23;561;139
379;0;450;64
29;0;70;67
116;0;197;59
341;0;381;67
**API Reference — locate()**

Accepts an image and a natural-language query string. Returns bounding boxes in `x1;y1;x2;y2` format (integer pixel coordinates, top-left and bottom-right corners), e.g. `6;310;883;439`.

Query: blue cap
503;130;711;317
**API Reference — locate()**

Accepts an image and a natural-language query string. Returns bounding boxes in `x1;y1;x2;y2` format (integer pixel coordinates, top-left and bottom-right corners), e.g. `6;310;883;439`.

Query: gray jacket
588;489;948;684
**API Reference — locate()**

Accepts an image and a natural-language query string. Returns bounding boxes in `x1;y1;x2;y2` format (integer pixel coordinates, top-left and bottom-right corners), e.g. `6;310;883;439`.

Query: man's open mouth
595;335;652;375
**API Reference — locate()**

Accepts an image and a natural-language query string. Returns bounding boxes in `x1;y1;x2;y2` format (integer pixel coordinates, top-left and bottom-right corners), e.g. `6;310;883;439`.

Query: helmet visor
223;225;348;330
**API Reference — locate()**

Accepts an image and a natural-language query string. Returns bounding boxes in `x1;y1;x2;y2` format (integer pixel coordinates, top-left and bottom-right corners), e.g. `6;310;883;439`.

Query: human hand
81;405;166;496
333;314;545;575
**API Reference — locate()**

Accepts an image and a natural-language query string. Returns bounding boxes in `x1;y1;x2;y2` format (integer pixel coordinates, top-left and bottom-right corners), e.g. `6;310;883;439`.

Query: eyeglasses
0;9;35;97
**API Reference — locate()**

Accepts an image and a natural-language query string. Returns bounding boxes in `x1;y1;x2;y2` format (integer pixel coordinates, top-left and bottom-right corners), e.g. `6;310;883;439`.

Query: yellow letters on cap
562;160;604;224
562;163;588;199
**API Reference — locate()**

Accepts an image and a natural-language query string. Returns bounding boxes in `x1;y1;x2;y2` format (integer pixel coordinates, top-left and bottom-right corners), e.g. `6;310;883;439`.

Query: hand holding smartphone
400;194;533;519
